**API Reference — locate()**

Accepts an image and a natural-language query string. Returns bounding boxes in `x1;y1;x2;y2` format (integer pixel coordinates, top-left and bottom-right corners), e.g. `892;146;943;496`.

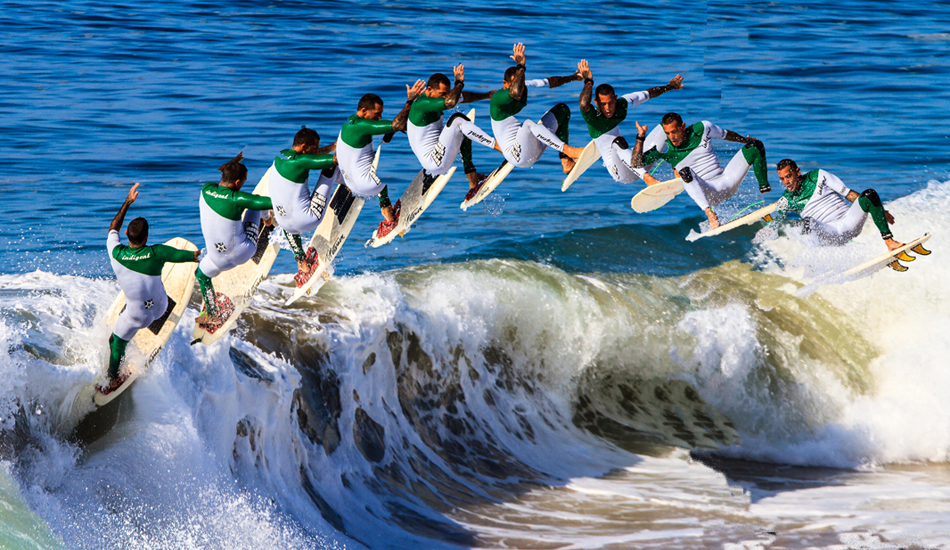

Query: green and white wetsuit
408;95;496;175
336;115;394;197
107;230;194;377
269;149;336;234
771;169;894;243
108;231;194;340
197;182;273;278
489;83;571;168
637;121;768;211
581;90;651;183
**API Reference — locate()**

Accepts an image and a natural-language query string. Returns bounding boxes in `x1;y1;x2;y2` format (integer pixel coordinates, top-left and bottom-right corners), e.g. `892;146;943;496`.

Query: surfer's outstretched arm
578;60;593;114
110;183;139;233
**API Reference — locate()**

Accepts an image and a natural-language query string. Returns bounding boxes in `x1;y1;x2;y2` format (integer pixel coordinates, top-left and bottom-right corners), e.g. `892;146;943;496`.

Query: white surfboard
561;140;600;192
283;146;381;305
459;159;514;211
630;177;684;213
366;109;474;247
366;167;456;247
686;202;779;242
797;233;932;296
95;237;197;406
192;174;280;345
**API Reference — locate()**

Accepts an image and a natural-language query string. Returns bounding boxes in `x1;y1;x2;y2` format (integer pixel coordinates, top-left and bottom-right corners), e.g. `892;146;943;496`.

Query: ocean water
2;0;950;548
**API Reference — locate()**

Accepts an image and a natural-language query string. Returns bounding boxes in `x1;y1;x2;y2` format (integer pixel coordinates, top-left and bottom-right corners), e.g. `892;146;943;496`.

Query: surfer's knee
859;188;883;210
611;135;629;151
680;166;694;183
741;139;765;162
446;112;471;127
549;102;571;128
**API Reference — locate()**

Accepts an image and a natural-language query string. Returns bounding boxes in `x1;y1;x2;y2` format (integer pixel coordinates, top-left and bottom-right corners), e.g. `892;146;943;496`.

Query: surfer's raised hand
510;42;526;66
406;80;426;101
578;59;592;81
668;74;684;90
126;183;140;204
453;64;465;85
635;121;648;138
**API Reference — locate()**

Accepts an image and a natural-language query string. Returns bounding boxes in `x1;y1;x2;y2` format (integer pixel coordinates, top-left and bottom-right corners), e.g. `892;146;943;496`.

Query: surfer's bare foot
563;144;583;161
885;238;906;252
705;208;720;230
101;373;128;394
643;173;661;186
561;156;576;174
466;171;486;189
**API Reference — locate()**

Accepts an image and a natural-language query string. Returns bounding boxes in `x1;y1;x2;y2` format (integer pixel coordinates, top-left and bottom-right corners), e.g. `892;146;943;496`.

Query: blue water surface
1;0;948;277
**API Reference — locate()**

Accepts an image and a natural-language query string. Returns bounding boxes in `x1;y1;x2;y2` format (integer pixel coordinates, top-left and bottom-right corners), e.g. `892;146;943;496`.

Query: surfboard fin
895;251;915;262
911;243;931;255
887;260;908;272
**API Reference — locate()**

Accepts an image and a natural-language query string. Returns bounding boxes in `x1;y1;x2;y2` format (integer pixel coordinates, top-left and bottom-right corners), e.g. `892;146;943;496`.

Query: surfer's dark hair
357;93;383;111
293;128;320;148
504;66;522;82
661;112;683;126
428;73;451;89
777;158;799;171
218;152;247;184
594;83;615;97
127;217;148;245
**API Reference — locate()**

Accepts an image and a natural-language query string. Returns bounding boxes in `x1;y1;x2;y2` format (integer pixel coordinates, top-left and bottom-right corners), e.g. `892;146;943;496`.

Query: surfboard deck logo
630;177;684;213
365;167;455;248
191;173;280;345
95;237;197;406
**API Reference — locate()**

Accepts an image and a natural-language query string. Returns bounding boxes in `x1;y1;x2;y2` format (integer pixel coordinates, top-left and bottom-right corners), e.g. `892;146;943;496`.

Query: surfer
337;81;427;239
268;128;337;287
762;159;923;257
486;43;585;187
195;153;274;327
408;64;502;201
629;113;770;229
576;59;683;185
105;183;199;391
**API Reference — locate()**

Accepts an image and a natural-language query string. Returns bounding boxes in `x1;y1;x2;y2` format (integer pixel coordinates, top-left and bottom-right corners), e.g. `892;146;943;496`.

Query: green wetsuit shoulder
409;95;448;127
274;149;334;184
201;182;273;221
642;121;705;166
581;97;629;138
340;115;395;149
490;87;528;122
111;243;193;276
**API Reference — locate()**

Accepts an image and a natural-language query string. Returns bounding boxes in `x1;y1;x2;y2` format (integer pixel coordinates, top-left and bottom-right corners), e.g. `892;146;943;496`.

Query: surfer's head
661;112;686;147
357;93;384;120
218;152;247;190
293;127;321;154
777;158;802;192
127;217;148;247
594;83;618;118
426;73;451;98
503;66;521;89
